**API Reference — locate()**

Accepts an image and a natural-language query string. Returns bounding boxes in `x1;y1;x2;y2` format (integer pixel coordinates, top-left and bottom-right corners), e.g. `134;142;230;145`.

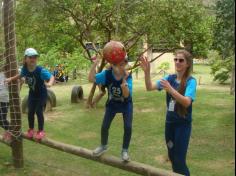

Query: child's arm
41;68;55;88
45;76;55;88
88;59;100;83
121;79;130;98
121;72;132;98
5;74;21;84
140;56;157;91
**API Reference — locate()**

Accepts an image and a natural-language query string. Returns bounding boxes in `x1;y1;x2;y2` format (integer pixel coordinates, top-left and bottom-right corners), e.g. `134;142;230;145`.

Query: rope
0;0;22;138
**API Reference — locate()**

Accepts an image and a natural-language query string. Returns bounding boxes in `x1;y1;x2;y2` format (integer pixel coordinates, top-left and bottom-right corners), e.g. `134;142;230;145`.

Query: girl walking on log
88;41;133;161
140;49;197;176
5;48;54;140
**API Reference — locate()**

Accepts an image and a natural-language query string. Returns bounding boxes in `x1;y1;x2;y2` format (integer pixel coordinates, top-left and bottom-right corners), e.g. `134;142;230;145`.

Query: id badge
168;99;176;112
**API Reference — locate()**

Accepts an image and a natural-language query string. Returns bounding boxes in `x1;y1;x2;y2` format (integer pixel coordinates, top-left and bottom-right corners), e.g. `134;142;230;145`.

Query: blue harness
104;69;132;106
166;74;193;123
23;66;47;98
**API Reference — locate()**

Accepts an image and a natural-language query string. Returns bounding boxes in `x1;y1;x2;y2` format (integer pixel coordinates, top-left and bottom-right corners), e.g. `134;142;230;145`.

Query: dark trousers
65;76;69;82
101;102;133;150
28;96;47;131
0;102;9;130
165;122;191;176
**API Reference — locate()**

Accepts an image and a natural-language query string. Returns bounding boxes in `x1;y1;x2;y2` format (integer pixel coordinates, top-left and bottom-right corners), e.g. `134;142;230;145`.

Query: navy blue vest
104;69;132;106
23;66;47;98
166;74;194;123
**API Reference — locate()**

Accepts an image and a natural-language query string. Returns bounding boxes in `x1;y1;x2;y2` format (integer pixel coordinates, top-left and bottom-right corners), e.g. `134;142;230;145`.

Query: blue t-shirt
21;66;52;98
156;74;197;123
95;70;133;106
156;75;196;101
95;70;133;96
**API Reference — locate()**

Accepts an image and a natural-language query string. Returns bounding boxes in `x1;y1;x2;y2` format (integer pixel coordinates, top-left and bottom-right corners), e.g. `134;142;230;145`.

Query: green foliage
15;0;215;73
149;0;214;57
38;47;91;72
212;0;235;58
15;0;150;68
66;49;91;71
39;48;61;67
210;0;235;84
15;0;80;57
158;62;170;71
209;50;233;83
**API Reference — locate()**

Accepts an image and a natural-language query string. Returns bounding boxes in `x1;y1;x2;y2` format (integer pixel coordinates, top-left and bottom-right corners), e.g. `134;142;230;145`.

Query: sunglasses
174;58;185;63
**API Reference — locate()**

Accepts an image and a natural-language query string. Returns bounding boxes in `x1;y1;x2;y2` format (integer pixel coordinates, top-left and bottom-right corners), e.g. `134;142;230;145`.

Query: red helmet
103;41;127;64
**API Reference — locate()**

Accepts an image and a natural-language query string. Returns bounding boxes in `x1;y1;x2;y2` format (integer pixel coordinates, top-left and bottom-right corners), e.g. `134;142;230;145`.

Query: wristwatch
124;83;128;87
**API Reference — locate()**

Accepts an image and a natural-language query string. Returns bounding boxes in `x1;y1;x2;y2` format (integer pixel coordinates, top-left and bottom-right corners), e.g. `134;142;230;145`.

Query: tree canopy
15;0;214;69
210;0;235;85
212;0;235;58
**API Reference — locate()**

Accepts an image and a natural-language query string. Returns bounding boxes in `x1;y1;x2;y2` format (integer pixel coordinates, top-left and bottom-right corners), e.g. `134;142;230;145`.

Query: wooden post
86;58;106;108
198;76;202;85
22;134;182;176
3;0;24;168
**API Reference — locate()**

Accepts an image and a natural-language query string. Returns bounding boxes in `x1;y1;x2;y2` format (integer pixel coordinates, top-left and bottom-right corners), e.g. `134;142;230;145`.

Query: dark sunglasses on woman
174;58;185;63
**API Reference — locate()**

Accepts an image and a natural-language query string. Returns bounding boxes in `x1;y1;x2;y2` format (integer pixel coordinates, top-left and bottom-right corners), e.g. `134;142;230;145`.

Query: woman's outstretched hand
139;56;157;91
139;56;150;74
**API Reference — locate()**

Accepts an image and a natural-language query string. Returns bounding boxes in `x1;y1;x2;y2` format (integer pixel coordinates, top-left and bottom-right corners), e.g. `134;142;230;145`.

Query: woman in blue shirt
140;50;197;176
88;57;133;162
6;48;54;140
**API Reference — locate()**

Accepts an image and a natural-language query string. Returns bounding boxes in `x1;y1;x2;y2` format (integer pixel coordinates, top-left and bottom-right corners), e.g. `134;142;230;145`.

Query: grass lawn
0;64;235;176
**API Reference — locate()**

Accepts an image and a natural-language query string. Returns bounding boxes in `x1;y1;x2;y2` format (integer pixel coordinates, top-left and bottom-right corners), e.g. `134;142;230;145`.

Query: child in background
88;41;133;161
5;48;54;140
0;65;11;142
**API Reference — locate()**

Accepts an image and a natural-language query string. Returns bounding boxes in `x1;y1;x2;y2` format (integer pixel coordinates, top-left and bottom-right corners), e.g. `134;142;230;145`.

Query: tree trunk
86;58;106;108
86;31;111;108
